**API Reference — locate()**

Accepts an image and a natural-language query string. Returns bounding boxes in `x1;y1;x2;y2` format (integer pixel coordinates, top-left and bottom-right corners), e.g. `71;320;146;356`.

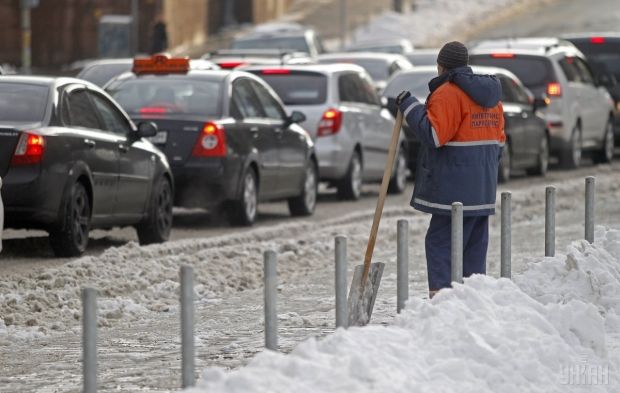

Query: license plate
148;131;167;144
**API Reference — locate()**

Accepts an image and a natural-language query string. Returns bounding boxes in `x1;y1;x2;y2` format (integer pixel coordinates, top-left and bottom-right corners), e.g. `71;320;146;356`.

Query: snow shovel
347;110;404;326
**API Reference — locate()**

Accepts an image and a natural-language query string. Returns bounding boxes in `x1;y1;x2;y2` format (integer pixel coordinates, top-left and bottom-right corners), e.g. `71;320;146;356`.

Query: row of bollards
80;176;598;391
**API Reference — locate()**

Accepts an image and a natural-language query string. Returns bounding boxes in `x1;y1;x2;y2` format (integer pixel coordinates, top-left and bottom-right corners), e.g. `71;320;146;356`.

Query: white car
244;64;408;200
470;38;615;168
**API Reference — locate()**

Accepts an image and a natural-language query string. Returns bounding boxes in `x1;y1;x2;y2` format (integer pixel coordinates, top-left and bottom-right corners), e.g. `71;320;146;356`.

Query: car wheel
337;151;362;200
593;119;614;164
288;161;318;216
526;135;549;176
560;125;582;169
49;182;90;257
498;144;511;183
136;176;173;245
388;147;407;194
227;168;258;226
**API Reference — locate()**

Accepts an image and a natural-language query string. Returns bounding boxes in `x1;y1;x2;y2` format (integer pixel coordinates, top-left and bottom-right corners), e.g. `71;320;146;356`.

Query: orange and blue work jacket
398;66;506;216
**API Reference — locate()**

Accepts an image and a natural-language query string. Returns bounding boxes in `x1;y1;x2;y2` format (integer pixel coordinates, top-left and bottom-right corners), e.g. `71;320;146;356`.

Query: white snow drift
188;228;620;392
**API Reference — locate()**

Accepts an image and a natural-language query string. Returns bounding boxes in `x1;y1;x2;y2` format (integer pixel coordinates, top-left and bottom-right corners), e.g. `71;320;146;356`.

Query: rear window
319;58;389;81
232;37;310;53
569;41;620;79
0;83;48;123
106;77;222;117
78;63;131;87
469;55;554;89
383;71;436;99
254;72;327;105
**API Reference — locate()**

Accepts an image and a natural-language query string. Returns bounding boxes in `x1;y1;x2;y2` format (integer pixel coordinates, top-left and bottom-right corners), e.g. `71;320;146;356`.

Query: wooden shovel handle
361;111;404;285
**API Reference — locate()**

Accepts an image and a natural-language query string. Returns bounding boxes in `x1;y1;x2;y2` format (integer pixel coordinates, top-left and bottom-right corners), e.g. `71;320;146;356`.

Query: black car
0;76;173;257
382;66;549;182
563;34;620;144
105;56;318;226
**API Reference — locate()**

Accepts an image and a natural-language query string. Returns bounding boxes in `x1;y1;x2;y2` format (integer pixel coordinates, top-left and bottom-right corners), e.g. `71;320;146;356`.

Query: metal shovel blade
347;262;385;326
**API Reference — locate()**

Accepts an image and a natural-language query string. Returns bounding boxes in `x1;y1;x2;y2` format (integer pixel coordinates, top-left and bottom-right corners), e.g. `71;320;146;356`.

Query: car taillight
317;108;342;137
192;122;226;157
591;36;605;44
491;53;515;58
261;69;291;74
218;61;246;69
11;132;45;165
547;82;562;97
140;106;168;114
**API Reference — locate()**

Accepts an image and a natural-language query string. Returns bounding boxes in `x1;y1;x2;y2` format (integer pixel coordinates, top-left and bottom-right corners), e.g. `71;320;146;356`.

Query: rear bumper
172;158;241;208
314;133;355;181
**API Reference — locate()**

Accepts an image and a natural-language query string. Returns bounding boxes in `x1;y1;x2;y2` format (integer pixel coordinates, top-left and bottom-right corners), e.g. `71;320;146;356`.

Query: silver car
244;64;408;200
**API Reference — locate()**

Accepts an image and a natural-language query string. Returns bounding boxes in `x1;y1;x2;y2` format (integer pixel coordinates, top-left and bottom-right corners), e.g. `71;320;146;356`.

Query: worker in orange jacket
396;41;505;298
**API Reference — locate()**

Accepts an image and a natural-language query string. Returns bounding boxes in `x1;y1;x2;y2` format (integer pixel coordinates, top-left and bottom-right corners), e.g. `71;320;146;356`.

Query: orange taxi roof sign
132;53;190;75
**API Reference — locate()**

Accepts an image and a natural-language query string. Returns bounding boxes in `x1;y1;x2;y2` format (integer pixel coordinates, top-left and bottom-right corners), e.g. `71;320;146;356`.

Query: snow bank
352;0;544;46
188;228;620;392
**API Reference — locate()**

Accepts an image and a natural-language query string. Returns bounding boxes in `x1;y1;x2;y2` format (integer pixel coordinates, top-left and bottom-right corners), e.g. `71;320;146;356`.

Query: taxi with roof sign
105;54;318;226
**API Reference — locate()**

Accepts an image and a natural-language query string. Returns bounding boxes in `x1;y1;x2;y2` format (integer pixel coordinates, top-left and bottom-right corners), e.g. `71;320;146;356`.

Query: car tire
136;176;173;245
49;182;91;257
388;147;407;194
227;168;258;226
526;135;549;176
337;151;362;200
498;144;511;183
593;119;614;164
560;125;582;169
288;161;318;216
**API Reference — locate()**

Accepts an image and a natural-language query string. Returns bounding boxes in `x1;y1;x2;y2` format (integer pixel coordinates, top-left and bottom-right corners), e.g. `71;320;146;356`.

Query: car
317;52;413;92
0;176;3;254
345;38;414;55
0;75;173;257
76;58;219;87
405;48;440;66
469;38;615;168
231;22;325;59
105;55;318;225
563;34;620;145
382;65;550;182
244;63;408;199
202;49;313;70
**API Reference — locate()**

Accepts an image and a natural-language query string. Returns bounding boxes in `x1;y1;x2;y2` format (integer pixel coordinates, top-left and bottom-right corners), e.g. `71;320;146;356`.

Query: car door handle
118;144;129;153
83;139;96;149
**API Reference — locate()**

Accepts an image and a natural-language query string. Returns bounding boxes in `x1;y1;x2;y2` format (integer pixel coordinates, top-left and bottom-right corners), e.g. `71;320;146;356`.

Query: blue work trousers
425;214;489;290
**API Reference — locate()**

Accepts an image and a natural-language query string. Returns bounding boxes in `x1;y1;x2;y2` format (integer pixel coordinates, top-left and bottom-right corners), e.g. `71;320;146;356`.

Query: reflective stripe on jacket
399;66;505;216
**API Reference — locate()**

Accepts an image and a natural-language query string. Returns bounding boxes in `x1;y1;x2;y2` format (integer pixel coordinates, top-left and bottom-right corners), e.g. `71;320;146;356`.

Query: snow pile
352;0;543;46
188;228;620;392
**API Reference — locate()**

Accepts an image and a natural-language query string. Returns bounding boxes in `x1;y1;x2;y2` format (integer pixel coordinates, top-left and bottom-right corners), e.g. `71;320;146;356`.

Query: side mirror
287;110;307;125
533;96;549;112
137;121;157;138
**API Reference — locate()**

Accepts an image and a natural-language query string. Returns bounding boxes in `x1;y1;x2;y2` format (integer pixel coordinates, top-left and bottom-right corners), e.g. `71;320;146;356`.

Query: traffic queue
0;22;618;256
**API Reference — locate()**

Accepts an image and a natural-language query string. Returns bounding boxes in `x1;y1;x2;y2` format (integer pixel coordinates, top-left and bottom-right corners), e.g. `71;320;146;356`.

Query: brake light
218;61;246;69
591;36;605;44
547;82;562;97
317;108;342;137
261;69;291;75
11;132;45;165
192;122;226;157
491;53;515;58
140;106;168;114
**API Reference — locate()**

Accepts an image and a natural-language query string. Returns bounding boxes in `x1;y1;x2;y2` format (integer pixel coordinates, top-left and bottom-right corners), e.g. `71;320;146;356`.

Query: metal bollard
335;236;348;328
264;250;278;351
180;265;195;388
397;219;409;313
585;176;595;244
82;287;97;393
451;202;463;285
545;186;556;257
500;192;512;279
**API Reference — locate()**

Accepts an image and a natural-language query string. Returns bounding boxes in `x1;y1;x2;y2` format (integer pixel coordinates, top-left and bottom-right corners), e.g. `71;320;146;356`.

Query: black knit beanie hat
437;41;469;69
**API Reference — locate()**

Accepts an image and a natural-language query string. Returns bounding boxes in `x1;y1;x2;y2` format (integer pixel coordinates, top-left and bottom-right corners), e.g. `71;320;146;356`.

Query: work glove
395;90;411;106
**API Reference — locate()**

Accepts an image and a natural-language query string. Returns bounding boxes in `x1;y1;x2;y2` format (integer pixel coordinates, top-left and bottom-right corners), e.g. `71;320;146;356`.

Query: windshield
383;71;435;99
0;83;48;123
232;37;309;53
320;58;389;81
78;63;131;87
469;55;554;90
256;72;327;105
107;78;222;117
